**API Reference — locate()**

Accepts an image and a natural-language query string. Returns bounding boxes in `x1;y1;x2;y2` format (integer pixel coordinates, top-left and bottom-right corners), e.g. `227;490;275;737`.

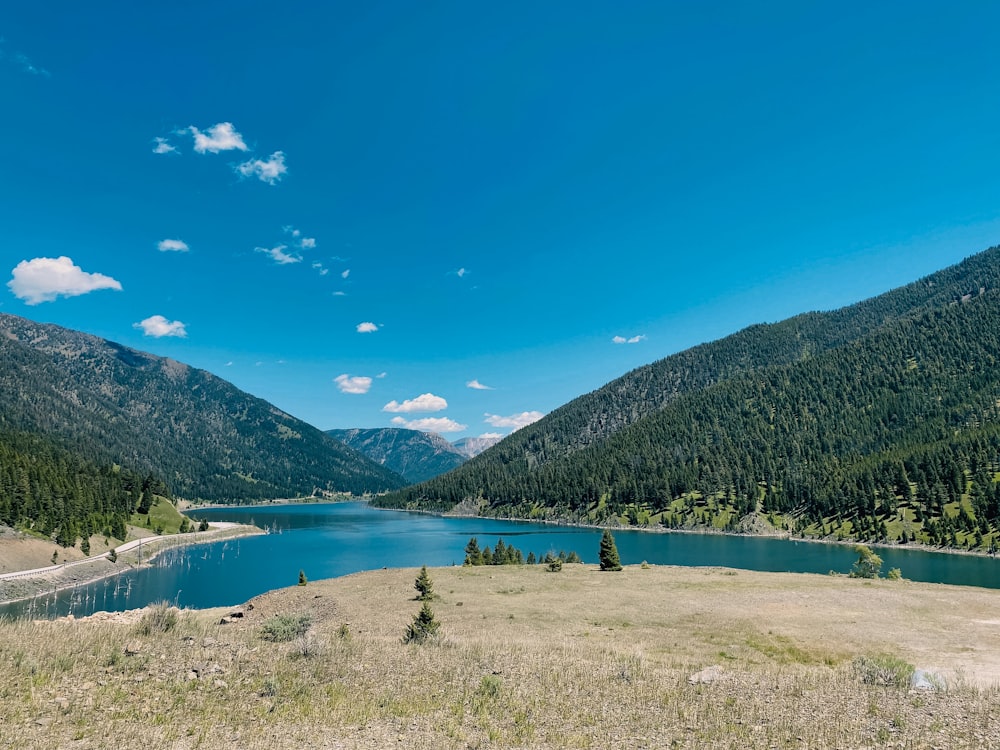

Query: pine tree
464;537;483;566
414;565;434;601
403;601;440;644
298;569;308;586
599;529;622;571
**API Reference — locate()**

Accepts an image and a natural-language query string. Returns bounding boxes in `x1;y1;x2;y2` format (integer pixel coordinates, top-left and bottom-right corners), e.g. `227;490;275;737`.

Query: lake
4;501;999;619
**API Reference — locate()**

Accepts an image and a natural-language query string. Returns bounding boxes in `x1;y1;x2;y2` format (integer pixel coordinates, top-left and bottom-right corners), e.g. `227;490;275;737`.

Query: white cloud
480;432;504;439
8;256;122;305
225;361;233;366
456;267;467;278
341;269;350;279
356;321;378;333
613;334;646;344
312;262;329;276
236;151;287;184
334;374;372;395
390;416;467;433
188;122;248;154
383;393;448;413
333;291;347;297
152;137;177;155
133;314;187;338
466;379;494;390
300;237;316;249
158;238;189;252
256;245;301;265
376;372;387;379
484;411;544;430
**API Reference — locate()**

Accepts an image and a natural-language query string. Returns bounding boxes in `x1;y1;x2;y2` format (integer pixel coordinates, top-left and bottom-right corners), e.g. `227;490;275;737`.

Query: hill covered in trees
0;314;406;543
377;245;1000;551
326;428;467;484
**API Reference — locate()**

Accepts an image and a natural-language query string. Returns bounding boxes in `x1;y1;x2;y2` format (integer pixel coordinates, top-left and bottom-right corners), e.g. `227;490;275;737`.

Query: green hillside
377;245;1000;551
0;314;406;546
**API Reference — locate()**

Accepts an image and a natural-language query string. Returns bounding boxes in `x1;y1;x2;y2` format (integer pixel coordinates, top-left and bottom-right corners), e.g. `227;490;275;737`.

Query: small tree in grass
414;565;434;600
849;544;882;579
108;548;118;563
298;569;308;586
599;529;622;571
403;601;440;644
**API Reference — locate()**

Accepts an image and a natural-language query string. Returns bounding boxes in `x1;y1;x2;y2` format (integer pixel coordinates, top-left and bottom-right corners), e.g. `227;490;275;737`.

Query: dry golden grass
1;564;999;749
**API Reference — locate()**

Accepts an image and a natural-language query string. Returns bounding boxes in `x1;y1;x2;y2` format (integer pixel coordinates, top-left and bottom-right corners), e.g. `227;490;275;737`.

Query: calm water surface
4;502;999;619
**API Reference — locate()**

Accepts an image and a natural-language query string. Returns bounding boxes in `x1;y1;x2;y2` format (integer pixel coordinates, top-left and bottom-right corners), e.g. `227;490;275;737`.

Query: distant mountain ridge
376;244;1000;550
326;428;467;484
452;435;502;459
0;313;406;504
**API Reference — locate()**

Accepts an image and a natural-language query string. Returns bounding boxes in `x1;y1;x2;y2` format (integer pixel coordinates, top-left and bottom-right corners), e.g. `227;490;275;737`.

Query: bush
887;567;903;580
135;602;178;635
853;653;914;688
298;569;307;586
546;559;563;572
261;613;313;643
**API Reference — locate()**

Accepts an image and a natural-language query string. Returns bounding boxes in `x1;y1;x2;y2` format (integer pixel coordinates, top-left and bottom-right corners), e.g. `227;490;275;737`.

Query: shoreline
0;523;264;606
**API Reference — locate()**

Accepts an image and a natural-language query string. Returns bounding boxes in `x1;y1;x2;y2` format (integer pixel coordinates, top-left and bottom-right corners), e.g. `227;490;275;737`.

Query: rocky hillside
327;428;467;484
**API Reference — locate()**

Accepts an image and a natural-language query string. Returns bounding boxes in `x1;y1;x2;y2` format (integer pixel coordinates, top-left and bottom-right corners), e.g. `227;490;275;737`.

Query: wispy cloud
334;374;373;394
613;334;646;344
356;321;378;333
341;269;350;279
466;379;494;390
479;432;504;439
383;393;448;413
187;122;248;154
456;267;467;278
484;411;544;430
152;137;178;155
8;256;122;305
1;42;51;77
333;291;347;297
376;372;387;379
158;239;189;252
236;151;287;184
300;237;316;249
283;226;315;249
134;315;187;338
390;416;467;433
256;245;301;265
312;262;329;276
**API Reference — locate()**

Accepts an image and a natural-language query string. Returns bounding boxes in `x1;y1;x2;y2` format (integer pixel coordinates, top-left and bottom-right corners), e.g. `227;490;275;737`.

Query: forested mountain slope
0;314;406;515
327;428;467;484
378;246;1000;549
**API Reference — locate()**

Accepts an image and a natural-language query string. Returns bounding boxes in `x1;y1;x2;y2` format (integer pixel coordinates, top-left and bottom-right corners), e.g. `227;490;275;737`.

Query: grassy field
1;564;998;749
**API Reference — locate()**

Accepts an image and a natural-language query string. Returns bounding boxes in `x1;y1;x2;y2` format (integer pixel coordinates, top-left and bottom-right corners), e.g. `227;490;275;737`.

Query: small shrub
298;569;307;586
107;549;118;563
135;602;178;636
853;653;914;688
887;567;903;580
547;559;563;572
261;613;313;643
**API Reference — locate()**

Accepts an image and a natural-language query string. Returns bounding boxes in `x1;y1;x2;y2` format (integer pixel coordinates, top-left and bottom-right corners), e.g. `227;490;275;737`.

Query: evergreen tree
403;601;440;644
849;544;882;578
414;565;434;601
464;537;483;565
599;529;622;571
298;569;308;586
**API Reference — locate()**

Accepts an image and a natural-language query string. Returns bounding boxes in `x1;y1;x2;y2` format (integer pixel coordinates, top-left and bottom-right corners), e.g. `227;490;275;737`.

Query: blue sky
3;2;1000;438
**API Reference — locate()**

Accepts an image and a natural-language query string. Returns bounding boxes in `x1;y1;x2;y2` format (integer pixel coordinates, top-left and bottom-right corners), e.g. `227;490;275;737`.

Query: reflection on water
3;502;998;619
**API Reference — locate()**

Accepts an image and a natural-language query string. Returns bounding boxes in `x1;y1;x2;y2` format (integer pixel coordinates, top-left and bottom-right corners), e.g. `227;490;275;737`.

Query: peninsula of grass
1;564;998;749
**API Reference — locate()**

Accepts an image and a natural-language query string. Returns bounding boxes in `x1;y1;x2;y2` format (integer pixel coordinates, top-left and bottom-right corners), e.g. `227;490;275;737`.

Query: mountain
327;428;467;484
376;245;1000;549
452;435;502;459
0;314;406;511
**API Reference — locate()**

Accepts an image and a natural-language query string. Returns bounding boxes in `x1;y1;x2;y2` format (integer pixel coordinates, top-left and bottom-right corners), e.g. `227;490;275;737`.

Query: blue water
3;502;998;619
